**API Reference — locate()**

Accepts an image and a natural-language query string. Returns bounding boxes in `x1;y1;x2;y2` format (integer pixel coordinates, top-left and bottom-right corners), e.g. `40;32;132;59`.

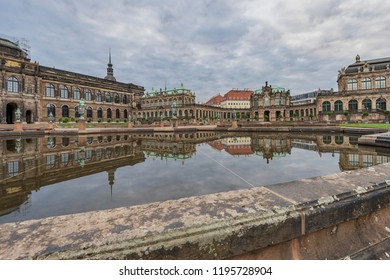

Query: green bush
70;117;76;122
87;118;92;123
363;112;369;117
384;110;390;115
98;118;102;123
62;117;69;123
107;118;111;123
59;117;63;123
116;119;120;123
343;111;349;116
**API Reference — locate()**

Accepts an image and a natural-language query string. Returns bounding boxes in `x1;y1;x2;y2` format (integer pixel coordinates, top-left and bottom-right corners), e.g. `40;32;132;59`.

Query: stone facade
0;37;144;124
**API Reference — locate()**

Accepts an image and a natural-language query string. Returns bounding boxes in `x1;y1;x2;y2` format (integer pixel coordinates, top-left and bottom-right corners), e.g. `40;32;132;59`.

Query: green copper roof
143;83;194;98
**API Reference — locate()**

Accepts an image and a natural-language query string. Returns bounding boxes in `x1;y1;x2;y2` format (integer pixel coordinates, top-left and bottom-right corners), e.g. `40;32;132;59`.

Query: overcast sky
1;0;390;102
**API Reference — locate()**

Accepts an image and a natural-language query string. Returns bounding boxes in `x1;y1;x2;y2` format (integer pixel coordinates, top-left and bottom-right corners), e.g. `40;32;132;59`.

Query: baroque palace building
1;35;390;124
0;37;144;124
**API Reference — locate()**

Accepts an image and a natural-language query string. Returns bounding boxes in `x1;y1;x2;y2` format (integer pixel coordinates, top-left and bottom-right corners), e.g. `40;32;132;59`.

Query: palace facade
2;35;390;124
0;37;144;124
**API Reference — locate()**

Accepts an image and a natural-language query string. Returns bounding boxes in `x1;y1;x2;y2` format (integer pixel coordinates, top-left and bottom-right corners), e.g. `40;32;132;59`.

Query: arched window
335;136;344;145
46;83;55;97
105;93;112;102
47;104;56;117
347;79;358;91
348;100;358;112
124;109;128;119
73;88;81;100
116;109;120;119
322;101;331;112
97;108;103;118
114;93;120;103
361;78;371;90
60;86;69;99
123;95;128;104
107;108;112;119
96;91;102;102
7;77;19;92
334;100;343;112
375;76;386;89
62;105;69;118
362;98;372;111
323;135;331;144
275;96;281;106
87;107;93;118
264;97;270;107
75;106;80;118
376;98;387;111
85;90;92;101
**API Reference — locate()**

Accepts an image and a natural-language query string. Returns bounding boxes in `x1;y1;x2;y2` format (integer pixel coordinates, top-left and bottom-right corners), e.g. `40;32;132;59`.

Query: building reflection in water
1;132;390;220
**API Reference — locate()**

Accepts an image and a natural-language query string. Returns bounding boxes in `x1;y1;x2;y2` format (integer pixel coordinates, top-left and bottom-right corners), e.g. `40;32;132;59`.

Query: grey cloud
2;0;390;101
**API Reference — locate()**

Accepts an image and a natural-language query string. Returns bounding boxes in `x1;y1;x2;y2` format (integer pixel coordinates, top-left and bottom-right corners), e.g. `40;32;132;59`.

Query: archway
26;110;33;123
6;103;18;124
264;111;270;121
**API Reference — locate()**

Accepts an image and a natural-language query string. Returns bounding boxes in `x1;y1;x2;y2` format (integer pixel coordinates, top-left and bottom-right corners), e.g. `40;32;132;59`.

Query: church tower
104;48;116;81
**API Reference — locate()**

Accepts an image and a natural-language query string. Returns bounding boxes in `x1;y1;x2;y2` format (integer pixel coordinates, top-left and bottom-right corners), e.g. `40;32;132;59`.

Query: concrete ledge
1;163;390;260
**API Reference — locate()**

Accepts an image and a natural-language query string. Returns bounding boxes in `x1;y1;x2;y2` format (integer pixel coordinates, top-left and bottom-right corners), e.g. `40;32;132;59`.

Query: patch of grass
339;123;390;129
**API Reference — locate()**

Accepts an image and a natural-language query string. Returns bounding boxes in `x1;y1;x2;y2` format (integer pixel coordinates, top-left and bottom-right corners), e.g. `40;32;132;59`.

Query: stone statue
78;98;86;119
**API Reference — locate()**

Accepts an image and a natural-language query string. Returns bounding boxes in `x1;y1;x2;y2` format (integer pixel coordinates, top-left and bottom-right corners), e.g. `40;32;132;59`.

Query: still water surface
0;132;387;223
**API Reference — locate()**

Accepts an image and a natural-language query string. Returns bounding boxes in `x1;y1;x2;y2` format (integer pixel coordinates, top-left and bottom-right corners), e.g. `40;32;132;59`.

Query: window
322;101;331;112
323;135;331;144
275;96;281;106
60;86;69;99
114;94;120;103
85;90;92;101
376;98;386;111
60;153;69;167
347;79;358;91
264;97;270;106
362;98;372;111
47;104;56;117
97;108;103;118
46;154;56;169
7;77;19;92
375;76;386;89
96;91;102;102
107;108;112;119
75;106;80;118
348;154;359;167
116;109;120;119
335;135;344;145
8;161;19;177
87;107;93;118
105;93;112;102
334;100;343;112
73;88;81;100
62;105;69;118
361;78;371;90
46;83;55;97
124;109;128;119
348;100;358;112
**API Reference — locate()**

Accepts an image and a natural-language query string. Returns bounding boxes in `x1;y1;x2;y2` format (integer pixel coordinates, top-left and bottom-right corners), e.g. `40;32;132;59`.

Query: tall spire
105;48;116;81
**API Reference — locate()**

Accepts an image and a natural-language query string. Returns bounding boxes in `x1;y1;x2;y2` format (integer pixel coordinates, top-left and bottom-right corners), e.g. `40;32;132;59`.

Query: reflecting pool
1;132;388;223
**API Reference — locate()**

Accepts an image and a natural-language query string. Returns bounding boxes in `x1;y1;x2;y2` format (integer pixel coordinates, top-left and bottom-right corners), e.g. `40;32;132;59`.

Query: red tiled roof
225;145;253;155
222;90;253;101
205;94;223;105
